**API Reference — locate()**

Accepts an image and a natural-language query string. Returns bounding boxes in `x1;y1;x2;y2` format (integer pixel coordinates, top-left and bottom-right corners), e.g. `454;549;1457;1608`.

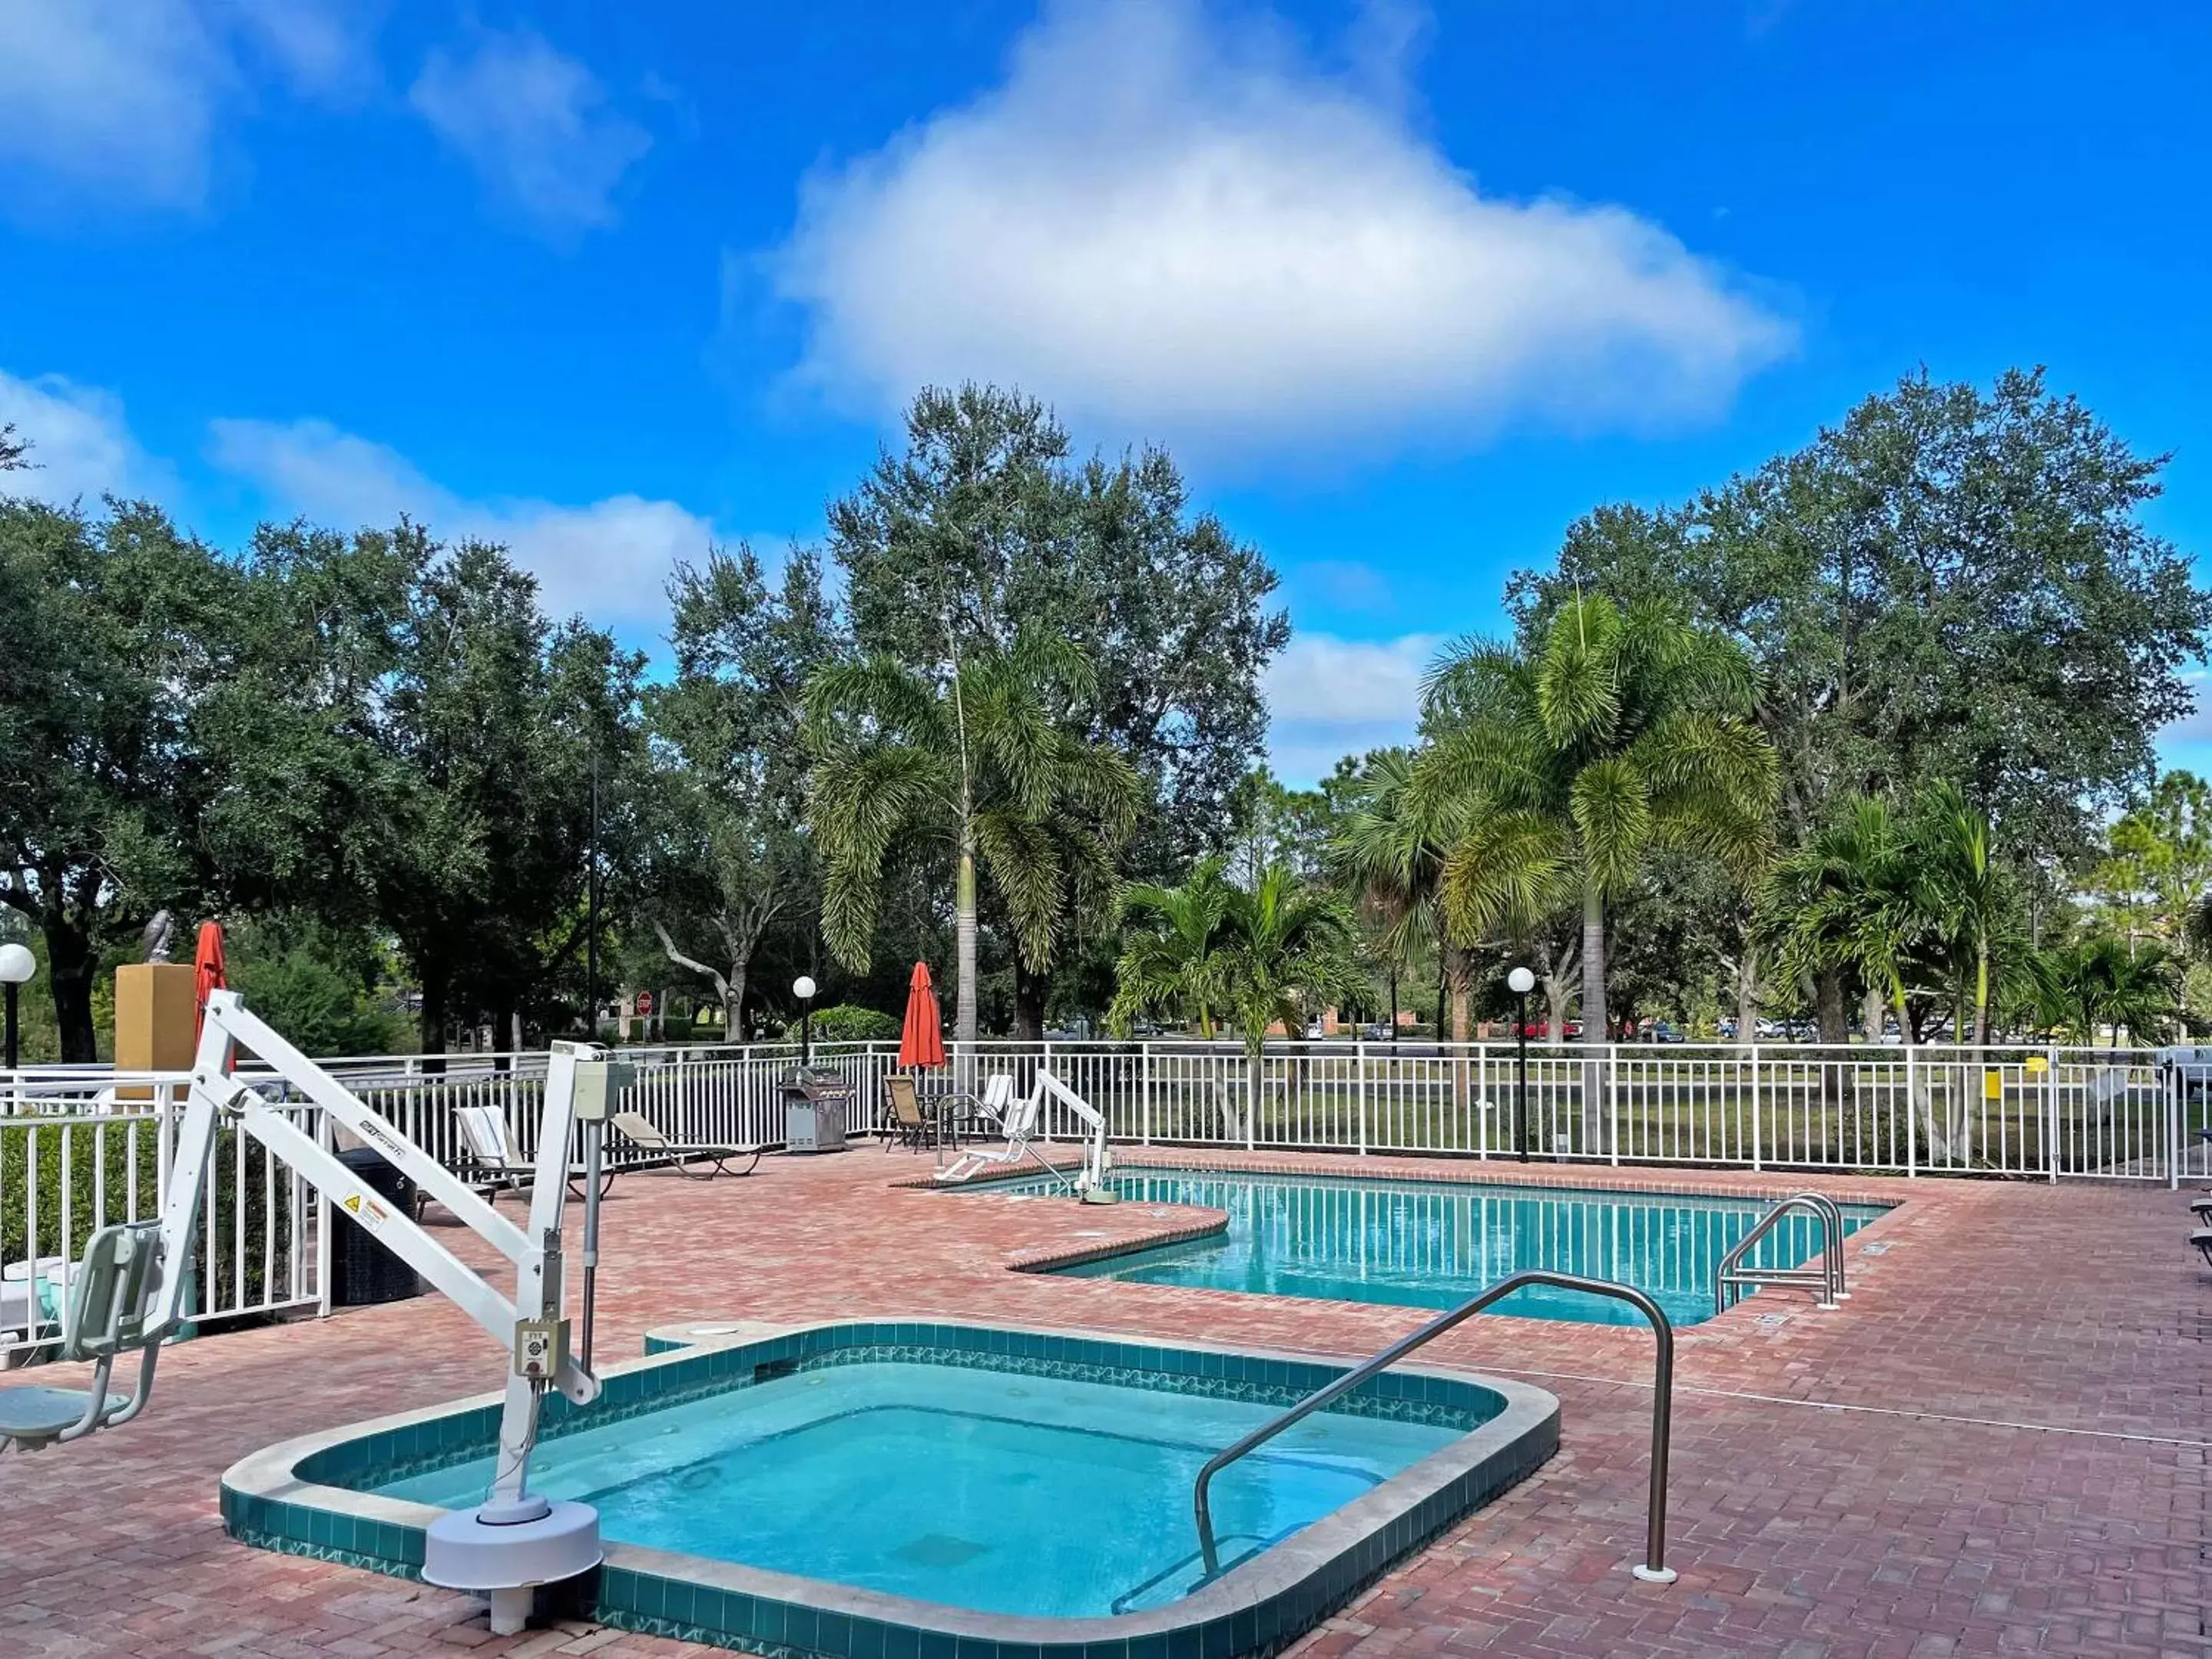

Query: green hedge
2;1118;293;1328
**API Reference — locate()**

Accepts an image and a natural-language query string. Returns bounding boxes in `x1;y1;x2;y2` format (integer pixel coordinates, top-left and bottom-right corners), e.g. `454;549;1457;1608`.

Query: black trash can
329;1146;422;1307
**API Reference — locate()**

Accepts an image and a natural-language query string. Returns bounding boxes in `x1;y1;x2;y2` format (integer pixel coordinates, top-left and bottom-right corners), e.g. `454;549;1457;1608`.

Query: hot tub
222;1319;1558;1657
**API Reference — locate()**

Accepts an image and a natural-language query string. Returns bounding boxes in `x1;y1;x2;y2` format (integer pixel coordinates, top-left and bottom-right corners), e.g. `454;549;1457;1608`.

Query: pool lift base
424;1498;603;1635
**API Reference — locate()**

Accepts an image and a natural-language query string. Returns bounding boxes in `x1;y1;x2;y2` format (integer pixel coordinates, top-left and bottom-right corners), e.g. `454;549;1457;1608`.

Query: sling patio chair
609;1111;764;1178
879;1073;940;1151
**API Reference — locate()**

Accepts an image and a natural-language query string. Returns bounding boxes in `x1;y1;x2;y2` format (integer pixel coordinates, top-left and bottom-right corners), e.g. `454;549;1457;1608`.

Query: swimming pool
223;1320;1558;1657
1021;1167;1883;1326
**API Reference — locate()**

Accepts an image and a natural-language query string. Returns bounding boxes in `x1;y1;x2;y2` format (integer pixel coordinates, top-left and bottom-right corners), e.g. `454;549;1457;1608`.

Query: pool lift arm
157;992;621;1634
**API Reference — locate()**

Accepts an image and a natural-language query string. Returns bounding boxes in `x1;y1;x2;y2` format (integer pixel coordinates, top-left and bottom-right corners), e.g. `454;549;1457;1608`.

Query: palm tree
1111;860;1364;1140
1330;750;1469;1039
1419;594;1777;1148
1108;856;1235;1041
1914;781;2015;1046
2028;937;2176;1047
804;629;1139;1046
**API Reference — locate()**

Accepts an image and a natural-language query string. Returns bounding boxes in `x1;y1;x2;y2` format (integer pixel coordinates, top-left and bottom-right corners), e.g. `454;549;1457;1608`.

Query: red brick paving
1;1147;2206;1657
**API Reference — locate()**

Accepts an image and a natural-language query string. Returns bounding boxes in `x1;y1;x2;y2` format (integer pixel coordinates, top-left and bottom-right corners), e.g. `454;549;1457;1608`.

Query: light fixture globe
792;975;817;1002
0;943;35;985
1506;966;1536;995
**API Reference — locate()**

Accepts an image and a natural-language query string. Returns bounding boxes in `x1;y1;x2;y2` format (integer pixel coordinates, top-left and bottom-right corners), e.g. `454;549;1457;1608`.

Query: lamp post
0;943;35;1071
793;975;817;1071
1507;966;1535;1164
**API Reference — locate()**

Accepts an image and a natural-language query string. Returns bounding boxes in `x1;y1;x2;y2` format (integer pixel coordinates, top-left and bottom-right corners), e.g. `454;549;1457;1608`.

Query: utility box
783;1067;852;1153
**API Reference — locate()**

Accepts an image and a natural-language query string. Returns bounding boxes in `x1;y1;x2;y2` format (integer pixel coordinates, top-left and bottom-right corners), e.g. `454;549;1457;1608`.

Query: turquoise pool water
372;1359;1464;1616
1031;1169;1881;1326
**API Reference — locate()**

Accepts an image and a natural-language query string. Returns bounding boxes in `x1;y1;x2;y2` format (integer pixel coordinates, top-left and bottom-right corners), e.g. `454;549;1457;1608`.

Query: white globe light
792;975;818;1002
0;943;35;985
1506;966;1536;995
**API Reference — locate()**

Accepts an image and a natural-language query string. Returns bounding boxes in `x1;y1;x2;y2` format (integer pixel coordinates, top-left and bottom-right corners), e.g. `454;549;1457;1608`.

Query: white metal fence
3;1036;2205;1363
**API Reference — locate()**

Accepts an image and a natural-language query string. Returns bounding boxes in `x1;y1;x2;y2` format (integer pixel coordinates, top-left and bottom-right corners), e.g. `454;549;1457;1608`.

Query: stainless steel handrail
1190;1270;1677;1584
1714;1192;1846;1314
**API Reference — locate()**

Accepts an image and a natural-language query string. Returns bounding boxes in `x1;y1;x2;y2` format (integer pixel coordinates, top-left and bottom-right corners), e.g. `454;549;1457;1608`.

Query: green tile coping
222;1318;1560;1659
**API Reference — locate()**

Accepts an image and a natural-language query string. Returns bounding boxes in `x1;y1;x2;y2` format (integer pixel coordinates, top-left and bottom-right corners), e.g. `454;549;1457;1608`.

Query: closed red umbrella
898;961;946;1071
192;921;227;1035
193;920;232;1072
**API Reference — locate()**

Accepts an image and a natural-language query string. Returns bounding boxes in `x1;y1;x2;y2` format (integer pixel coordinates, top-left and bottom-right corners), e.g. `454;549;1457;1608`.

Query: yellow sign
340;1192;389;1227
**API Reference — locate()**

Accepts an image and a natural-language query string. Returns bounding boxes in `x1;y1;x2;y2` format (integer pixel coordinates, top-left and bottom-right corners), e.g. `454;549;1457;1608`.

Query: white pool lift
936;1066;1117;1203
0;989;624;1636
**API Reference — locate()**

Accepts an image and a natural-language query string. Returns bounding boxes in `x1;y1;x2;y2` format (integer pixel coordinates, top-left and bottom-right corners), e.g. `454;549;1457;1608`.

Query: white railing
941;1038;2202;1186
4;1035;2203;1361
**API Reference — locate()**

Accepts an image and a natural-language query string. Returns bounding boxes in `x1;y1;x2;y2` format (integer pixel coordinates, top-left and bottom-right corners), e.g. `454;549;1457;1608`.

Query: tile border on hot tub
221;1316;1559;1659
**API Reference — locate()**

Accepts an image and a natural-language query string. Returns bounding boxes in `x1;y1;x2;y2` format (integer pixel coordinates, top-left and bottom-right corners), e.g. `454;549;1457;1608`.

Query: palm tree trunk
1580;886;1607;1154
955;836;979;1049
1972;942;1989;1047
1446;945;1472;1114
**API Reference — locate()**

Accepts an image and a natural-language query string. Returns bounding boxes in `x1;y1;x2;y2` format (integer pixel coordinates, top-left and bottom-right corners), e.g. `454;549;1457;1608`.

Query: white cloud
207;417;713;626
0;368;168;503
0;1;376;209
771;0;1793;459
1264;631;1440;784
410;27;649;236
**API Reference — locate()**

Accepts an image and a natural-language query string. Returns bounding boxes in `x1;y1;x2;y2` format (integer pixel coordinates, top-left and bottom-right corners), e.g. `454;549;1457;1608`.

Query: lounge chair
609;1111;763;1177
453;1104;615;1205
940;1073;1015;1138
2195;1228;2212;1268
879;1074;936;1151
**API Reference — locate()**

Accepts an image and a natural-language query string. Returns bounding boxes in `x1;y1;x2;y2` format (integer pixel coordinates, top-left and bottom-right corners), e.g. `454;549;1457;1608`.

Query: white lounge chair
453;1104;614;1205
609;1111;763;1177
936;1081;1047;1183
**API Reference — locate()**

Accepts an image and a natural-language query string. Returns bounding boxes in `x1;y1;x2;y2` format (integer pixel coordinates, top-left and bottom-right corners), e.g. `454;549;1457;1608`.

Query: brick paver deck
2;1147;2205;1657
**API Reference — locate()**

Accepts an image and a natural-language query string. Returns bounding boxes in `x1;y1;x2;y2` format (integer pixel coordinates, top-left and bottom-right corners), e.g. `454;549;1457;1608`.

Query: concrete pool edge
220;1316;1561;1659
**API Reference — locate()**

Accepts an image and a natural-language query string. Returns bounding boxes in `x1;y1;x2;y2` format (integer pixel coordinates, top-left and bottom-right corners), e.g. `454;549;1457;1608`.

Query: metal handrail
1714;1192;1846;1314
1190;1269;1677;1584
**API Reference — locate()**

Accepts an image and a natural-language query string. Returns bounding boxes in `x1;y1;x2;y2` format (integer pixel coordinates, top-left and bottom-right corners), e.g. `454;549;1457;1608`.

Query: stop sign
634;991;654;1016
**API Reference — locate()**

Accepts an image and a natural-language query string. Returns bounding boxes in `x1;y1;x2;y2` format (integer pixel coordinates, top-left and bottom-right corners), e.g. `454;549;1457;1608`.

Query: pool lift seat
0;1220;168;1454
0;989;627;1637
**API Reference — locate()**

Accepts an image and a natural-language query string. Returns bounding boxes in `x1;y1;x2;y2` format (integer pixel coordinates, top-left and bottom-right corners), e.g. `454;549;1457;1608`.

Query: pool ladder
1190;1269;1679;1585
1714;1193;1849;1315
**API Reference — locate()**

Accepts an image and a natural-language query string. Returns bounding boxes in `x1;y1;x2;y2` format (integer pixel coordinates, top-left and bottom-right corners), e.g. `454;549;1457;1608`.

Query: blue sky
4;1;2209;785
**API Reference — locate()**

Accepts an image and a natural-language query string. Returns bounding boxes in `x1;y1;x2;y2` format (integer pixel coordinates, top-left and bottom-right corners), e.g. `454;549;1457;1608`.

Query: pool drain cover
892;1534;989;1568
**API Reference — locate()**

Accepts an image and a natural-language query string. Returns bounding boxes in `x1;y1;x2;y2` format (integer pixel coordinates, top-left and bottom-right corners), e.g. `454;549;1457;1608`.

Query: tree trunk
1445;945;1472;1113
1579;886;1607;1154
1815;968;1847;1043
1971;943;1989;1047
419;965;449;1057
724;963;746;1044
1735;939;1760;1044
1012;960;1048;1043
954;839;979;1048
1861;984;1886;1043
45;918;97;1065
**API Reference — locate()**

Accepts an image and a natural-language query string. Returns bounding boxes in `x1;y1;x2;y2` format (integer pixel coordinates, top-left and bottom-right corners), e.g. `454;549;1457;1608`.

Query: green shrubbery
780;1004;899;1044
2;1119;290;1322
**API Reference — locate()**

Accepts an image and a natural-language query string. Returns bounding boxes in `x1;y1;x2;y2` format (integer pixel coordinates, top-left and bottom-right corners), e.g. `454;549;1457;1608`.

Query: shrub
780;1004;899;1043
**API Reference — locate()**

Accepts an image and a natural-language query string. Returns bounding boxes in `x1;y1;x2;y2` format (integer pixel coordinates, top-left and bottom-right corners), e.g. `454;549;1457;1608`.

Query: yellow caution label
341;1192;389;1228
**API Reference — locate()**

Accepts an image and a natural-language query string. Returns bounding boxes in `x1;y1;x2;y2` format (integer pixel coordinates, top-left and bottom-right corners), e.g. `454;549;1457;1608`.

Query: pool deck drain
0;1145;2206;1657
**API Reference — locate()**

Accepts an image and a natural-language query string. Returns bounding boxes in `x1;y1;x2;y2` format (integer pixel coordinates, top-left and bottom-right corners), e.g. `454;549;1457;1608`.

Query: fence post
315;1104;335;1316
2169;1059;2182;1191
2045;1045;2059;1182
1141;1043;1154;1146
1749;1043;1762;1171
1608;1045;1621;1166
1246;1044;1257;1152
1904;1046;1917;1177
1355;1038;1368;1156
1475;1044;1488;1158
